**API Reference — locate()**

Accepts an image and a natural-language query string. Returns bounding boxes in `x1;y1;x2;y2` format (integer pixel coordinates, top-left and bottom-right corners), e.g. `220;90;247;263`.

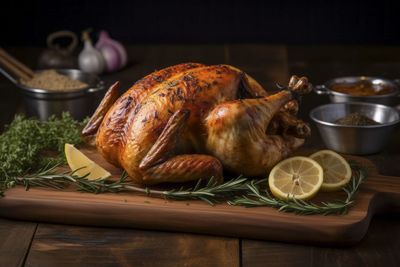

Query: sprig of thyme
228;164;367;215
0;113;86;179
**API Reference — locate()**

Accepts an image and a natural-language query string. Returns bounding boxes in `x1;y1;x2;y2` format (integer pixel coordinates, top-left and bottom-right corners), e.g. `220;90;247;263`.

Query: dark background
1;0;400;45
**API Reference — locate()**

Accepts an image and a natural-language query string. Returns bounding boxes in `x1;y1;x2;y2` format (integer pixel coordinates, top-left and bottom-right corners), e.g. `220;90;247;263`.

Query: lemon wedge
310;150;352;192
64;143;111;180
269;156;323;200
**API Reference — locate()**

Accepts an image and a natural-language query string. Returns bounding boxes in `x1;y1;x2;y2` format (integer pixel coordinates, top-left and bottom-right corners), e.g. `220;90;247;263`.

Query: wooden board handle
365;174;400;212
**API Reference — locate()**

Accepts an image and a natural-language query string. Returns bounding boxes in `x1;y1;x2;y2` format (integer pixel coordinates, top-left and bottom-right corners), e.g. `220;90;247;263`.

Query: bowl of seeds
18;69;105;120
310;102;400;155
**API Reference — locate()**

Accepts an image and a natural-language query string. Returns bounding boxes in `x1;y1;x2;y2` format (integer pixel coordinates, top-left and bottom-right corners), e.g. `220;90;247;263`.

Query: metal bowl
314;76;400;106
310;102;400;155
17;69;105;120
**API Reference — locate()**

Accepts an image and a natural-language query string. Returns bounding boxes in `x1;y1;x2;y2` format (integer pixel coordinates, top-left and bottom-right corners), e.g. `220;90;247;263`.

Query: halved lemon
64;143;111;180
310;150;352;192
269;156;323;200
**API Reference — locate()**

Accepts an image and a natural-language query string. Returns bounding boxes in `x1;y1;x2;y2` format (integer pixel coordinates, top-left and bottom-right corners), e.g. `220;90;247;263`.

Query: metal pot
314;76;400;106
18;69;105;120
310;102;400;155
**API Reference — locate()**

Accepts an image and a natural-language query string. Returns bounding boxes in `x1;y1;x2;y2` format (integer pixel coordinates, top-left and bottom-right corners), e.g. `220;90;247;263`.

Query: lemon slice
310;150;352;192
64;143;111;180
269;156;323;200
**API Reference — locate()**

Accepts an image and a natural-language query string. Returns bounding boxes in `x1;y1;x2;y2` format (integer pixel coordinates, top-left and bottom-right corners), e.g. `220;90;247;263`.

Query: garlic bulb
78;31;105;74
95;31;127;72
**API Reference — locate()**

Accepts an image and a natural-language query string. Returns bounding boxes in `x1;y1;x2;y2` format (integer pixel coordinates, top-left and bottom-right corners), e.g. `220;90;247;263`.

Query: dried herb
335;113;380;126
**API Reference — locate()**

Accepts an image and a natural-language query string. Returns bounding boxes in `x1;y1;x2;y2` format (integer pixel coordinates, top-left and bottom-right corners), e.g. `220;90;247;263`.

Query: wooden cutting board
0;148;399;245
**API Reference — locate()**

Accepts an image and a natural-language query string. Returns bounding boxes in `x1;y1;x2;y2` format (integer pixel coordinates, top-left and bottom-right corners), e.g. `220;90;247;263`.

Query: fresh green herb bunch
0;113;86;179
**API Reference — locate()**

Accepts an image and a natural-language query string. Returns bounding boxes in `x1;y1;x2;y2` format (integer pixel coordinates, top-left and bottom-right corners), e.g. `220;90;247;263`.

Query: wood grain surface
242;213;400;267
0;219;37;267
0;148;399;246
24;224;238;267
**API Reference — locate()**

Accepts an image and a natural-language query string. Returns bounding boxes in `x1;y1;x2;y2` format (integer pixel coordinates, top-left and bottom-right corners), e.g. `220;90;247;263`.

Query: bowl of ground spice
18;69;105;120
310;102;400;155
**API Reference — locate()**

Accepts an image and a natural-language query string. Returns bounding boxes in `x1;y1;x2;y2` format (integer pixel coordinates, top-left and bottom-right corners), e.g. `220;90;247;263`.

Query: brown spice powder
21;70;88;91
335;112;380;126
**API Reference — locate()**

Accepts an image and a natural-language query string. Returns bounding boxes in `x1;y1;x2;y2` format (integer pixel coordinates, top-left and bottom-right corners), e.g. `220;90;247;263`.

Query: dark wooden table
0;45;399;267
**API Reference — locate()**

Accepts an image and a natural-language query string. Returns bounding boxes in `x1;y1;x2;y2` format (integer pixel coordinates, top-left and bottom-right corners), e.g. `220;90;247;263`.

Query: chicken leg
238;72;310;139
206;76;311;176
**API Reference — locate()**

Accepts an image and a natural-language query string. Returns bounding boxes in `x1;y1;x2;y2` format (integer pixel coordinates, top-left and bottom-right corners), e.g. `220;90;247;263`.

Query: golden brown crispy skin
89;63;311;185
95;63;205;166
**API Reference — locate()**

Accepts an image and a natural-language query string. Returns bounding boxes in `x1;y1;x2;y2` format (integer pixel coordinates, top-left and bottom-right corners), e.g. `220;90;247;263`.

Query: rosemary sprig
0;166;252;205
228;164;367;215
76;174;252;205
64;172;251;205
159;175;251;205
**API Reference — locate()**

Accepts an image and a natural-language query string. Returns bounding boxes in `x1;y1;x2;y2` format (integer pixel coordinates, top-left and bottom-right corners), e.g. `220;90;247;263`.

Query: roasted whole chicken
83;63;312;185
